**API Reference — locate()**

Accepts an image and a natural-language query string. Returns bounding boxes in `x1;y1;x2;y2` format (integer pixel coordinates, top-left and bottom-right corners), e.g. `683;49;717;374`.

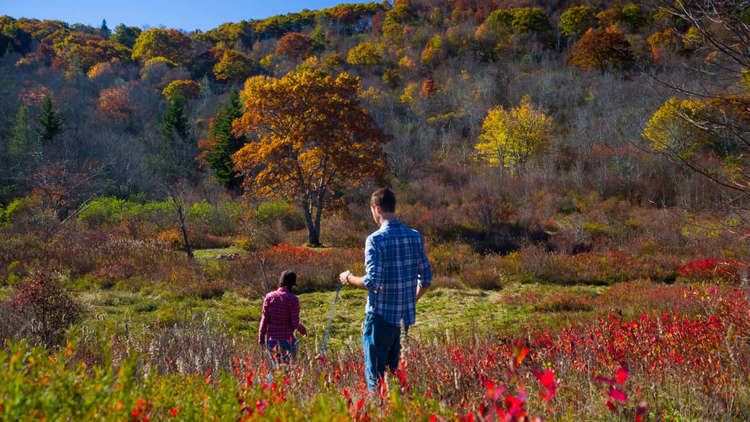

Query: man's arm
258;296;268;345
416;234;432;302
290;296;307;336
339;236;381;290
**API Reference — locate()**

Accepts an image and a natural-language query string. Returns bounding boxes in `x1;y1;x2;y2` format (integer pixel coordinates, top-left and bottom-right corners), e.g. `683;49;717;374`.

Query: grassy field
3;258;749;420
68;278;607;353
4;246;748;420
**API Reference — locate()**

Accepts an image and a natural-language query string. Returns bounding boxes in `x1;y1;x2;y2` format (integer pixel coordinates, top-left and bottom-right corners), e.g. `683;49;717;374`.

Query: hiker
258;270;307;363
339;187;432;393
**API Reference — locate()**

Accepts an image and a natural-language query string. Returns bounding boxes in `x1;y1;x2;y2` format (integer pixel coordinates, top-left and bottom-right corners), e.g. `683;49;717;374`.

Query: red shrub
4;270;82;347
678;258;747;283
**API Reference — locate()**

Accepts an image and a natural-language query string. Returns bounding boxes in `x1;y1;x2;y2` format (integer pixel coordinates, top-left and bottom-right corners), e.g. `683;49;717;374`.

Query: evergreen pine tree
37;96;63;145
158;98;197;184
206;89;244;191
100;19;111;38
9;105;40;156
311;24;328;53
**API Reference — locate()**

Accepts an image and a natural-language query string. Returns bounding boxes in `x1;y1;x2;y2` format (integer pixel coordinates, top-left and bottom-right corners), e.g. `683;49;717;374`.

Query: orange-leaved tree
232;69;389;246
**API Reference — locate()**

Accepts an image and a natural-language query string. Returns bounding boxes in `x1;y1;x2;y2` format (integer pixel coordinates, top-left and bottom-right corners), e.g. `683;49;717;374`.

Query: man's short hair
279;270;297;288
371;187;396;213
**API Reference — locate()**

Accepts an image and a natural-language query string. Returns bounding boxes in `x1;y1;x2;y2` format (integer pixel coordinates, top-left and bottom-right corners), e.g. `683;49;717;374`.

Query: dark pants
362;312;401;392
267;338;296;365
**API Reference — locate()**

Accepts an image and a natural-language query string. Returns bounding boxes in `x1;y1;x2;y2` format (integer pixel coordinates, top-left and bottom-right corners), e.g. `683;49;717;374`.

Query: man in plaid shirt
258;270;307;363
340;187;432;392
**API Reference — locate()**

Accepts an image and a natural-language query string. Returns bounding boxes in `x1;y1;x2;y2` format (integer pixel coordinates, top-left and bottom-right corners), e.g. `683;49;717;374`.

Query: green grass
71;283;607;352
192;247;248;260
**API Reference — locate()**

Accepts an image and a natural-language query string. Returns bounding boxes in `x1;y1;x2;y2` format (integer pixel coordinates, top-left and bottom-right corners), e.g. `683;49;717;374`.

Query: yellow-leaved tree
643;96;749;193
475;95;552;172
232;69;389;246
642;97;711;157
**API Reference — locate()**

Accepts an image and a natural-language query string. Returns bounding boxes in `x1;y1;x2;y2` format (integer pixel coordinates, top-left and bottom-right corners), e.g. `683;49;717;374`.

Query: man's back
363;220;432;326
260;288;300;341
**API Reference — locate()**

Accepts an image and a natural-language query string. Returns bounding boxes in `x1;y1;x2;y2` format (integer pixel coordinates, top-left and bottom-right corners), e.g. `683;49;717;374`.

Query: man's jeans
267;338;296;365
362;312;401;392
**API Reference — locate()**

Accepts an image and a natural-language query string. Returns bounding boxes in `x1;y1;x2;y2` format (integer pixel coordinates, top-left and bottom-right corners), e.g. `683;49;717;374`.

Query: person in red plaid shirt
258;270;307;362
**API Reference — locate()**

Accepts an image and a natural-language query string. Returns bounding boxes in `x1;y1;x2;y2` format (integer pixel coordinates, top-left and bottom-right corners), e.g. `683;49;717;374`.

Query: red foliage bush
678;258;747;283
3;271;82;347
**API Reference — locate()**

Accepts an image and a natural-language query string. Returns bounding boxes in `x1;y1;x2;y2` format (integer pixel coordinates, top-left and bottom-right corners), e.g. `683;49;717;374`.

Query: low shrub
533;291;594;312
678;258;747;283
516;246;679;284
254;200;305;231
77;197;136;228
428;242;477;276
158;228;232;250
2;271;82;347
460;263;504;290
188;200;243;236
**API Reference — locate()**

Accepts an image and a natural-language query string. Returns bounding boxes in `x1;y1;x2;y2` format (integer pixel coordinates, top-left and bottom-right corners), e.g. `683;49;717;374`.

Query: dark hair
279;270;297;289
371;187;396;213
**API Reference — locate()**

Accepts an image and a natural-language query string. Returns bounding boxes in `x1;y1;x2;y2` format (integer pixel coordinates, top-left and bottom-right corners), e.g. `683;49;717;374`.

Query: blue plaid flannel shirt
363;220;432;327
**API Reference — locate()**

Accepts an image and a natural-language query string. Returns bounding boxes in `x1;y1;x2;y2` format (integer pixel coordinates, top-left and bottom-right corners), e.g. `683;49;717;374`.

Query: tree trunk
175;198;194;260
300;199;320;247
312;187;326;247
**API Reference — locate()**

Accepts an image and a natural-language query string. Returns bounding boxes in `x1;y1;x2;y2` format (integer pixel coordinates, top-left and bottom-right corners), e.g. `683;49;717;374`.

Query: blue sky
2;0;374;31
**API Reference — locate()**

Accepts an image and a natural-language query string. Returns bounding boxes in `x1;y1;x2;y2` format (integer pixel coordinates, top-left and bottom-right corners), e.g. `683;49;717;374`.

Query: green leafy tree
559;6;597;39
476;9;513;41
511;7;551;35
199;89;245;191
37;96;63;145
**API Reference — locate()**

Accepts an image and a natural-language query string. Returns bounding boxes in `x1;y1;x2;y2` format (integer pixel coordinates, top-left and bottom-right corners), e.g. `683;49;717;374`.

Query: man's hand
416;285;429;302
339;270;352;285
340;271;366;288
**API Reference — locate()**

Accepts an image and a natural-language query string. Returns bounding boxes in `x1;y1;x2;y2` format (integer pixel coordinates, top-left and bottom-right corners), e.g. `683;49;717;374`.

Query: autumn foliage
275;32;314;60
132;28;193;65
475;95;552;171
232;69;388;246
569;28;634;72
98;84;136;120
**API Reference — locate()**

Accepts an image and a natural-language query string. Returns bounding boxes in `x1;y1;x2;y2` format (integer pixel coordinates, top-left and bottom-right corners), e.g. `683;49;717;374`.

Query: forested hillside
1;1;750;420
1;0;748;293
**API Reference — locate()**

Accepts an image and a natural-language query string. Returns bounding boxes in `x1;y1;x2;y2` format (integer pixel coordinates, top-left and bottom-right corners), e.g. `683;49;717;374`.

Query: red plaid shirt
258;287;302;342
